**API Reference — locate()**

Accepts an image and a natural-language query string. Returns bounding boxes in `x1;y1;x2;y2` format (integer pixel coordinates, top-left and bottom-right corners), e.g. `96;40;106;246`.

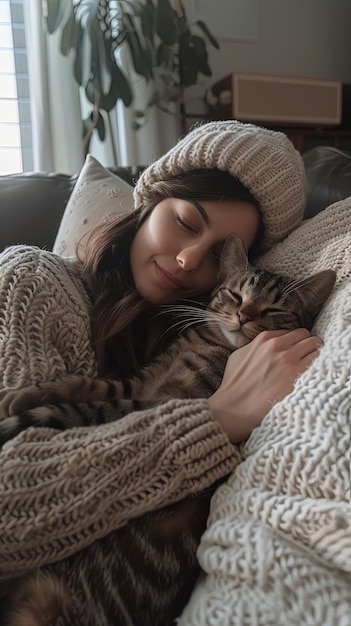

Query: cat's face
210;268;306;348
209;235;336;348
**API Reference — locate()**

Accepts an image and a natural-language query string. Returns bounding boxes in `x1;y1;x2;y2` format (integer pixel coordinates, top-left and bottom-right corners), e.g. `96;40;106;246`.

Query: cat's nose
238;310;251;324
238;302;257;325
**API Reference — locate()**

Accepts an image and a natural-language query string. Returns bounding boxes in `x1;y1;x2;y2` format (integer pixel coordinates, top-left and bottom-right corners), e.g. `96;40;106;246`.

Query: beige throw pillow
53;155;134;257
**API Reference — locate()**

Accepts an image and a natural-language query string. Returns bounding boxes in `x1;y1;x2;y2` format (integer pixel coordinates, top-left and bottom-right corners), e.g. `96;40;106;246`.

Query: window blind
0;0;32;174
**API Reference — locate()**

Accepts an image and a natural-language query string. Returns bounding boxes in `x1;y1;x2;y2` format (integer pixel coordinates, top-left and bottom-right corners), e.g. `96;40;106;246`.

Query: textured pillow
53;155;134;257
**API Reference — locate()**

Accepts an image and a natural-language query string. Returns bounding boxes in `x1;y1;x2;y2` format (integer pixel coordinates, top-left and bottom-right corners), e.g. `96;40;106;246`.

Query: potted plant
44;0;219;161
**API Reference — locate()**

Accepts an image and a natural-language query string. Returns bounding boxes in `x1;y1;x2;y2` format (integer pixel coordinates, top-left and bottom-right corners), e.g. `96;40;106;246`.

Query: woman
0;121;320;584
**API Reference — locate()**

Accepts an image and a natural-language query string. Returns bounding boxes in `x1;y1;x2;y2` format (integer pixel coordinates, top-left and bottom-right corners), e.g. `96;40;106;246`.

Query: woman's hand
208;329;323;444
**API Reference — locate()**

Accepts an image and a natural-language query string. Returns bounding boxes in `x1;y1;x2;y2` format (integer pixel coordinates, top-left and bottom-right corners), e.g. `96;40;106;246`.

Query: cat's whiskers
281;276;311;298
166;319;204;335
154;308;210;340
159;299;208;313
156;303;229;339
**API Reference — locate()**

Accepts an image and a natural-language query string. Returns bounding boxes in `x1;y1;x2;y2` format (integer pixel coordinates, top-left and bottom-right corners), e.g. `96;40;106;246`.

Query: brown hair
79;169;262;376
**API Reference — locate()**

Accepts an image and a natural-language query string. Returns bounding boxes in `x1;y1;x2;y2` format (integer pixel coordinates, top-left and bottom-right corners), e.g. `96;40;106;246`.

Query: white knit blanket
179;198;351;625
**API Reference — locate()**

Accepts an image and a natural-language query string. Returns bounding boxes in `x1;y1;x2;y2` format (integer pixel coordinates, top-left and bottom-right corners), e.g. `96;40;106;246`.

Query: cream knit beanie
134;120;306;250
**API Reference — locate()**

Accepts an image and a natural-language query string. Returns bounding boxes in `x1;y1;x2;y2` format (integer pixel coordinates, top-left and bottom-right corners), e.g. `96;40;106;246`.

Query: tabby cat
1;235;336;626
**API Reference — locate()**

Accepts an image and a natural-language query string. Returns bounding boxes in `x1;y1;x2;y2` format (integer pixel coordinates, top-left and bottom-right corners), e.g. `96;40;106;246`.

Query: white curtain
23;1;83;173
24;1;179;173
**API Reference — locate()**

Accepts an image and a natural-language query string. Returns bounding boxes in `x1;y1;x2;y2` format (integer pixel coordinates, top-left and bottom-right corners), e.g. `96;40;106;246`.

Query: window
0;0;32;174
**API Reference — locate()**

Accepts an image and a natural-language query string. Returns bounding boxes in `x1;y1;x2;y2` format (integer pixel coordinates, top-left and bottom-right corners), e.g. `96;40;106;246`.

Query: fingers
295;336;323;361
211;327;324;443
254;328;322;355
256;328;311;345
245;328;323;386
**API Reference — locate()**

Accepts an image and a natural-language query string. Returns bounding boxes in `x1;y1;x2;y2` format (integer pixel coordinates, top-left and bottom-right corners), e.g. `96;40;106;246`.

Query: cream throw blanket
179;199;351;625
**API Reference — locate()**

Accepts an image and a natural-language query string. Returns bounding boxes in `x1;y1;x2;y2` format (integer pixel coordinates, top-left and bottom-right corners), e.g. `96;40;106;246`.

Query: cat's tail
4;571;71;626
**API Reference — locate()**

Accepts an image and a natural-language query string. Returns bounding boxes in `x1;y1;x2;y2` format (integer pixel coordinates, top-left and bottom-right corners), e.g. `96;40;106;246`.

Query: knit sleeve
0;398;239;578
0;246;240;578
0;245;97;387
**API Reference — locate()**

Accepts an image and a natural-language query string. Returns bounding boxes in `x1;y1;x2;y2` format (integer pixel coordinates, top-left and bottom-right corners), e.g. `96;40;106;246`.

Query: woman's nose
176;246;203;273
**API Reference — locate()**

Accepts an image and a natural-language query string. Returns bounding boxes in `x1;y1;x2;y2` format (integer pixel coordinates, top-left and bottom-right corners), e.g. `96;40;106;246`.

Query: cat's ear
218;234;248;281
295;269;336;315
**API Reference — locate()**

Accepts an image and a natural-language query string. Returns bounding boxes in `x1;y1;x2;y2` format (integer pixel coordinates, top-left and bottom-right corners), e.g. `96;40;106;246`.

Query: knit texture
0;246;96;387
134;120;306;250
0;247;239;578
179;198;351;625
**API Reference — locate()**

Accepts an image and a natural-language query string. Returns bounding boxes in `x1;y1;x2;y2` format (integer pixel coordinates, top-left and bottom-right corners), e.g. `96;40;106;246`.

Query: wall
97;0;351;166
184;0;351;118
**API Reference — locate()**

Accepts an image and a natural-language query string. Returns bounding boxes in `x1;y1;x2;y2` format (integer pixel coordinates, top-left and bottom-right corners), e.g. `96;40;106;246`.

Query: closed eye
176;215;197;233
261;307;284;316
229;290;242;304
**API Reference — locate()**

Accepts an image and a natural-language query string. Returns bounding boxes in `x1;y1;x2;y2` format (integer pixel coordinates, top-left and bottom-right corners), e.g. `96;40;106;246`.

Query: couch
0;146;351;252
0;146;350;624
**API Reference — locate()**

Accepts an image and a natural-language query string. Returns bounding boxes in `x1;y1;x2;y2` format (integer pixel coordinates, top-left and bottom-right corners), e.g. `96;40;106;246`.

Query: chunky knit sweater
0;246;239;580
178;199;351;625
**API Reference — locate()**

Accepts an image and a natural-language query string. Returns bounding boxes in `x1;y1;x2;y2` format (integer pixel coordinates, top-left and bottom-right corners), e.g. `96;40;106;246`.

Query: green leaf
125;31;146;78
85;81;96;107
111;63;133;107
73;23;84;86
85;59;133;113
124;13;153;80
156;0;177;46
143;40;154;78
85;4;108;94
45;0;66;34
178;37;198;87
44;0;217;119
90;29;112;95
140;0;155;43
192;35;211;76
77;30;93;86
196;20;220;50
179;64;198;87
95;111;106;141
60;5;75;56
81;111;105;143
176;15;188;37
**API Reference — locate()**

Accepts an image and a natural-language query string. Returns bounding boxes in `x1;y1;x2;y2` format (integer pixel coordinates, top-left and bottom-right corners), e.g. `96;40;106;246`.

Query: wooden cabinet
182;113;351;154
265;127;351;154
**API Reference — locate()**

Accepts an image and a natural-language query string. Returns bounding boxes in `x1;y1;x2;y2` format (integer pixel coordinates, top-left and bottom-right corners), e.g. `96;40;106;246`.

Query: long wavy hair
79;169;263;376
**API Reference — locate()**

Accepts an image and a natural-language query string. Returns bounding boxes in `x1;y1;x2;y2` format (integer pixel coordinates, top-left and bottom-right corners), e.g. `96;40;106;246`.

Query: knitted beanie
134;120;306;250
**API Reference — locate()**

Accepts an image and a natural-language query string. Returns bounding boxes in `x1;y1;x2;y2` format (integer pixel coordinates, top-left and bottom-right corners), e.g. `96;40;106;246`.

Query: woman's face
130;197;260;305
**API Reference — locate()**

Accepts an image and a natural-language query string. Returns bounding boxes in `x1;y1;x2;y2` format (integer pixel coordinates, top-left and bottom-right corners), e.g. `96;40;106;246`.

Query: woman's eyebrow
189;200;209;225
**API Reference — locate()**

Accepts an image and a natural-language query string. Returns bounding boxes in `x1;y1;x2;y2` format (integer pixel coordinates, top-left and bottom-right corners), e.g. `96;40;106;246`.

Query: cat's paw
0;415;24;445
0;406;64;445
0;378;81;419
0;385;44;419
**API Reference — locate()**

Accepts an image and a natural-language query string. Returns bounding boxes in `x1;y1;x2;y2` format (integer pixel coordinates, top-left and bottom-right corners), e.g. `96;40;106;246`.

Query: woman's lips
154;262;184;289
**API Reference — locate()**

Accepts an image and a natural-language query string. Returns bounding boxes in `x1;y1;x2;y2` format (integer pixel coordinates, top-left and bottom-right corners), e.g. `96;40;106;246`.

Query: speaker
341;84;351;129
208;73;342;127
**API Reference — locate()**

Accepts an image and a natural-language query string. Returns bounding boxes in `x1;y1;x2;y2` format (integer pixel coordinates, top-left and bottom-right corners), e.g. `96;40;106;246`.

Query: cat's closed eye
229;290;242;304
260;307;285;316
